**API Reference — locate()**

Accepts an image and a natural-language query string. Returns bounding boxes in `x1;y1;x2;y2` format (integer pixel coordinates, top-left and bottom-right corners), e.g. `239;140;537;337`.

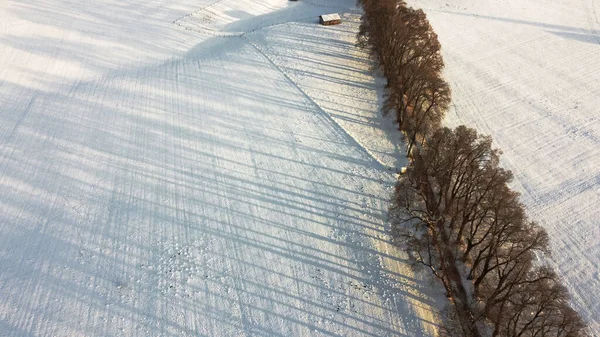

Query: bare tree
496;269;588;337
390;126;588;336
403;67;450;155
358;1;449;139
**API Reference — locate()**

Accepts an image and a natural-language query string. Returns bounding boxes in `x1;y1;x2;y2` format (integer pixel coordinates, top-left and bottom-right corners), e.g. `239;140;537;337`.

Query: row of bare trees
357;0;450;155
391;127;587;336
356;1;588;336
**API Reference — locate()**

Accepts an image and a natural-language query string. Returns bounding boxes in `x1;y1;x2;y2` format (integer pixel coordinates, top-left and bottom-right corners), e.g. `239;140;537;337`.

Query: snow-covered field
413;0;600;333
0;0;438;336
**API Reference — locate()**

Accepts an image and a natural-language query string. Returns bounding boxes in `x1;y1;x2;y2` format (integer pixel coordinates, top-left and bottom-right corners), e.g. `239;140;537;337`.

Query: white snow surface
412;0;600;333
0;0;437;336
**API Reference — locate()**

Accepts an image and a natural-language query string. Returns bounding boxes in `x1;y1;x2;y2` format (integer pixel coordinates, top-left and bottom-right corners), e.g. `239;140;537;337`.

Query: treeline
356;0;589;336
392;127;587;336
357;0;450;155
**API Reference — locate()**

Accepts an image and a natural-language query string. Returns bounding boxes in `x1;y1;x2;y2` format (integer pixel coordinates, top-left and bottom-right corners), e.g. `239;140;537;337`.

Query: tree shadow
548;30;600;44
0;2;437;336
243;16;408;169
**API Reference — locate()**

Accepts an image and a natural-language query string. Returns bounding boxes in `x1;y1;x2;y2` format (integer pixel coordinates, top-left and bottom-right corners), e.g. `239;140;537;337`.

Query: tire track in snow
585;0;600;44
240;34;390;171
172;0;229;26
175;12;360;38
173;0;359;28
172;2;388;169
301;0;358;11
3;95;36;144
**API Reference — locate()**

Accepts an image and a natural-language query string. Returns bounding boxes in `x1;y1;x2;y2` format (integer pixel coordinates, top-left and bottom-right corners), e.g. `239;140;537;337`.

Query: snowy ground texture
412;0;600;333
0;0;439;336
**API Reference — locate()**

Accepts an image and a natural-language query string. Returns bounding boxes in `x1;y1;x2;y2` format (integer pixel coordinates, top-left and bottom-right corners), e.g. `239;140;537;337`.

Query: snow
412;0;600;333
0;0;438;336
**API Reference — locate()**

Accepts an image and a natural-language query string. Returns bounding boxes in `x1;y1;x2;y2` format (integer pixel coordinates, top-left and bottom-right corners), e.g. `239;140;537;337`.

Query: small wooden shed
319;13;341;26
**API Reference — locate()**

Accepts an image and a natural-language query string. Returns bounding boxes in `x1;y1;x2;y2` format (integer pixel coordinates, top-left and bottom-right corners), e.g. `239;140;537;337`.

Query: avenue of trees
356;1;589;336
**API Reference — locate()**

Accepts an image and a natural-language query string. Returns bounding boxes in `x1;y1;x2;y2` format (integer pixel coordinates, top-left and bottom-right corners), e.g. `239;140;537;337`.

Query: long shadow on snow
0;19;434;337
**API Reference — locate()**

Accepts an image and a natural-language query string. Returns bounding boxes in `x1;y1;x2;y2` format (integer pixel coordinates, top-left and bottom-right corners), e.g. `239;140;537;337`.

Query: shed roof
320;13;341;22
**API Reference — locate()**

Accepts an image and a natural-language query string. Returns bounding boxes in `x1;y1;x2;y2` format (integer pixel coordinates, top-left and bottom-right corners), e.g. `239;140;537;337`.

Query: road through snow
412;0;600;333
0;0;437;336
